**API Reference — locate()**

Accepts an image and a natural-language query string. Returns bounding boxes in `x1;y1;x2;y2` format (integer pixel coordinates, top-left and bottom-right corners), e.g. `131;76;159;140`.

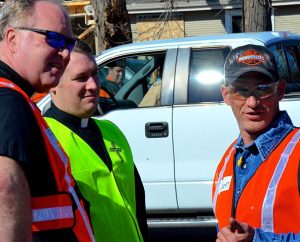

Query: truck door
96;49;178;213
172;46;239;212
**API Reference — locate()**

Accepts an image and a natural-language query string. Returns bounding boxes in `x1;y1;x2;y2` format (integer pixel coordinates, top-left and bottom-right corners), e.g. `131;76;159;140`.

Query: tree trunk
91;0;105;54
243;0;272;32
92;0;132;54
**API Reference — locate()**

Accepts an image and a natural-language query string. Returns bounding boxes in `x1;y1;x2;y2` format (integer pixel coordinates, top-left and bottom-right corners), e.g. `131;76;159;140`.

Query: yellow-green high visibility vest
45;117;144;242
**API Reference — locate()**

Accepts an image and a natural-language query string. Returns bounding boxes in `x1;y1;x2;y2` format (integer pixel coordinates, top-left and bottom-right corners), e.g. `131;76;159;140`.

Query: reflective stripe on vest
0;79;95;242
33;206;73;222
32;194;74;231
213;146;235;215
262;129;300;232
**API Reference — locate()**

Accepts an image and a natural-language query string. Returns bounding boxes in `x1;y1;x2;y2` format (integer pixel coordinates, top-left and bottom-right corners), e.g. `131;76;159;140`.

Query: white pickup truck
38;31;300;228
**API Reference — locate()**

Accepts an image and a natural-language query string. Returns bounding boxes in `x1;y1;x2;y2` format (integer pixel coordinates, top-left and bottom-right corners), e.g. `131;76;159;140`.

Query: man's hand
216;217;255;242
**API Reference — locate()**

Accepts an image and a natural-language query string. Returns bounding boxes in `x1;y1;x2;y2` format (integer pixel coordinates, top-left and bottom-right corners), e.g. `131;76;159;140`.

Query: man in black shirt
44;40;149;241
0;1;93;241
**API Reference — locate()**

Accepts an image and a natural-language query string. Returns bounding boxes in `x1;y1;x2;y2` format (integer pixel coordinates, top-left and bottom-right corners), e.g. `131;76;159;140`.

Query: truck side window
188;47;230;104
269;44;289;83
269;43;300;94
98;53;166;114
285;45;300;84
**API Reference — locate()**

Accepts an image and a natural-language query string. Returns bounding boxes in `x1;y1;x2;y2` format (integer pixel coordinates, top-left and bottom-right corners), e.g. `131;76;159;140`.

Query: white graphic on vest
219;176;232;194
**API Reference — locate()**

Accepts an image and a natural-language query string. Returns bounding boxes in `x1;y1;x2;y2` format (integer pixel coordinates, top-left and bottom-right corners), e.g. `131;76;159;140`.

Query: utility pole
243;0;272;32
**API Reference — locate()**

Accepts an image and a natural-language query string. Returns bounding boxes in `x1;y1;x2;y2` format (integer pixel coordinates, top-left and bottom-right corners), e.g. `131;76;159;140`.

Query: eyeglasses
227;82;278;101
15;27;77;52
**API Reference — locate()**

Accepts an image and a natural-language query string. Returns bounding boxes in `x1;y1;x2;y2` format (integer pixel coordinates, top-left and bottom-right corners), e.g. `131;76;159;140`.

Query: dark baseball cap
107;59;125;68
224;44;279;85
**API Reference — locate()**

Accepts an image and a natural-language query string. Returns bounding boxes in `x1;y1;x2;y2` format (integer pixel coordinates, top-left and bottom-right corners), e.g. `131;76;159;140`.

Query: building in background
127;0;300;41
60;1;300;45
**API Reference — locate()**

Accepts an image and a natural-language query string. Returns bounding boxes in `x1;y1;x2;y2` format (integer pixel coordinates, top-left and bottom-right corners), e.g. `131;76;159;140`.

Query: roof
96;31;300;63
127;0;234;4
126;0;300;13
126;0;241;13
126;0;300;5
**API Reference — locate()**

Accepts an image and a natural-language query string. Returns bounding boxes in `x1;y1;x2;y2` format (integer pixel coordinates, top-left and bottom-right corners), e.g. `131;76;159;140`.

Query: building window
225;10;242;34
232;15;242;33
225;8;274;34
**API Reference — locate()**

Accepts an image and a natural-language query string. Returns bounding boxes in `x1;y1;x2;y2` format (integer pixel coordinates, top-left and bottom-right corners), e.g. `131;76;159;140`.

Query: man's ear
49;87;57;96
221;85;231;105
6;28;17;53
276;79;286;99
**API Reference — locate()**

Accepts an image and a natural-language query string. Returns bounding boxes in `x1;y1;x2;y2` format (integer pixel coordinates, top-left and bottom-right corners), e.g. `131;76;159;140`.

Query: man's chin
245;123;268;135
39;74;60;90
82;105;98;117
34;83;56;93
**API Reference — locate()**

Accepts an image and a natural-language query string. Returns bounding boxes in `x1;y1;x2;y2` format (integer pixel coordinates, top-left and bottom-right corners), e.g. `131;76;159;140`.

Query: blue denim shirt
234;111;300;241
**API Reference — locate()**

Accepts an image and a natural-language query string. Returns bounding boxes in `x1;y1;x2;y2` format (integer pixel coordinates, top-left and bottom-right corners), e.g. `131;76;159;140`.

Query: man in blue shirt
212;44;300;241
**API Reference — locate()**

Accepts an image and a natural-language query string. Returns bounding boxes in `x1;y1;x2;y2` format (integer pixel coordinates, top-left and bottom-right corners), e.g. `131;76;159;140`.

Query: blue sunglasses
15;27;77;52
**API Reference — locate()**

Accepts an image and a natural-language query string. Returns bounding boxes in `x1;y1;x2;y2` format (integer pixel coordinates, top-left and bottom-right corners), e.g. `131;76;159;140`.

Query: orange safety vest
212;128;300;234
0;78;95;242
31;91;48;103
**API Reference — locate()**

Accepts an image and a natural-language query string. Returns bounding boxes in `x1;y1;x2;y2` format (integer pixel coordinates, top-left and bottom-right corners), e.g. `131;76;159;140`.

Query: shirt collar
47;102;90;129
0;60;35;97
235;111;294;160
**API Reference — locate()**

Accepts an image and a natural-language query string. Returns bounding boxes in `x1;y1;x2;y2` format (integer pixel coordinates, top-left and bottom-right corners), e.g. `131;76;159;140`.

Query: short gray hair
0;0;67;41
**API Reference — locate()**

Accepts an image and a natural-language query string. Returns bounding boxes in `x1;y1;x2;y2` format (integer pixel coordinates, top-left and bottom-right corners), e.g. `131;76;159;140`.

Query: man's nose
58;48;70;60
86;77;99;91
246;95;260;107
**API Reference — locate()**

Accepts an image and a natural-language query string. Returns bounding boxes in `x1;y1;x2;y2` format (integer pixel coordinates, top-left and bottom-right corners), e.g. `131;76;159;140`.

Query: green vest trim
45;117;143;242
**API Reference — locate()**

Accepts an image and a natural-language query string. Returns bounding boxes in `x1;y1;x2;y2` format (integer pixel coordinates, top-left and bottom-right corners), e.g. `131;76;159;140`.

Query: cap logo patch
237;49;266;66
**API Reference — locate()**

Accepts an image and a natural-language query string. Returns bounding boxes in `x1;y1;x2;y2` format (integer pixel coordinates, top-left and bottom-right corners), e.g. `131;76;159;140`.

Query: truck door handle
145;122;169;138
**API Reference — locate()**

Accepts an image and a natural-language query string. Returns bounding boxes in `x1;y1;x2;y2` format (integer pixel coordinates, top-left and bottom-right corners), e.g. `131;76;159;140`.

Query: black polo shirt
0;60;57;195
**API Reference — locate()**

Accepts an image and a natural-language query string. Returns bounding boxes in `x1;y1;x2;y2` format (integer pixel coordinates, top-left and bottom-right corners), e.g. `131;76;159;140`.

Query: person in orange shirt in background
99;88;110;98
101;60;125;95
